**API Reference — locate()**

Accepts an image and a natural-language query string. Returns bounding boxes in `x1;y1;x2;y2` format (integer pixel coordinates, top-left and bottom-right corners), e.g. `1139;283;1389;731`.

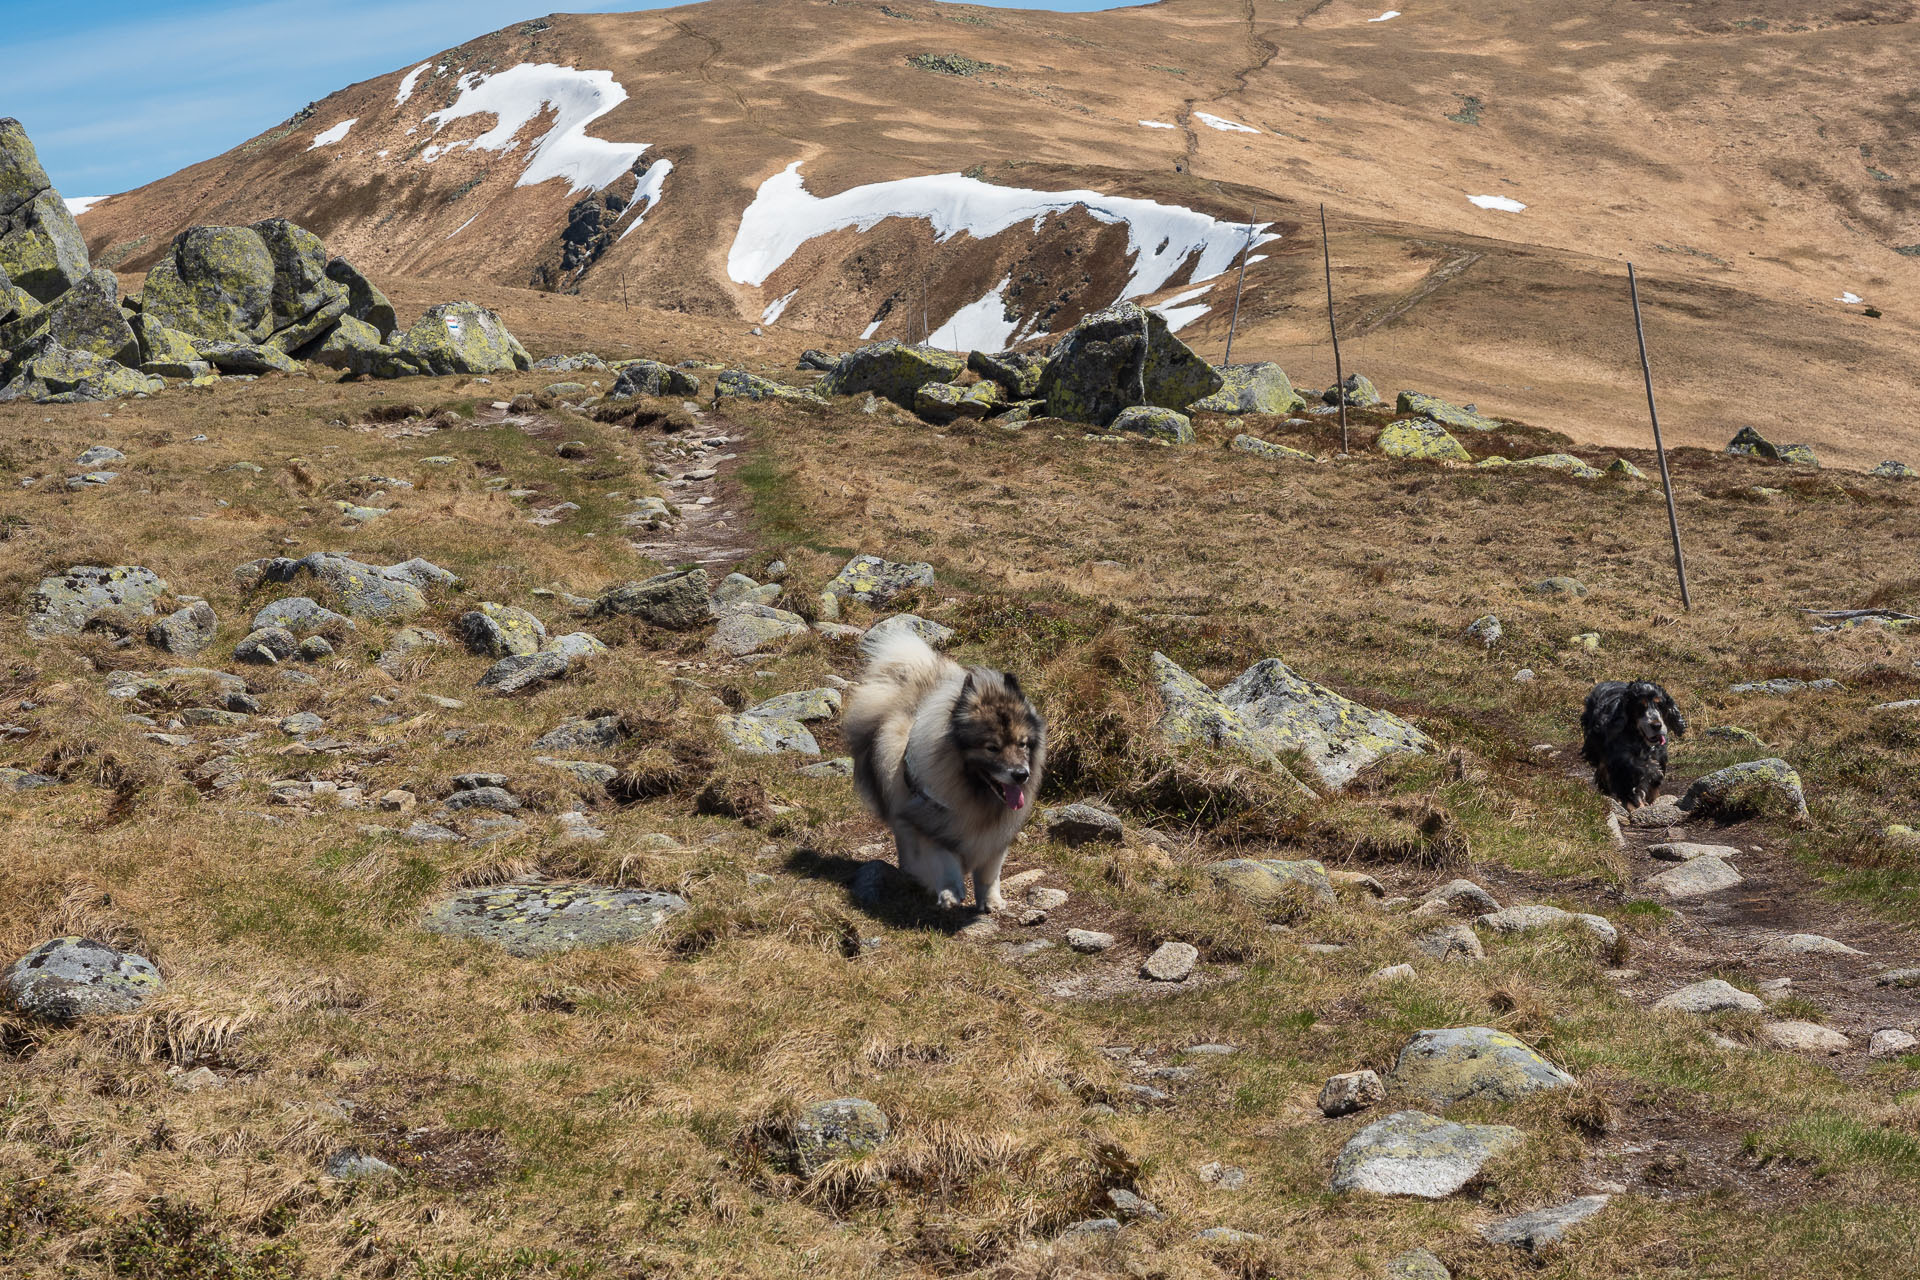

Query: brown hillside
74;0;1920;466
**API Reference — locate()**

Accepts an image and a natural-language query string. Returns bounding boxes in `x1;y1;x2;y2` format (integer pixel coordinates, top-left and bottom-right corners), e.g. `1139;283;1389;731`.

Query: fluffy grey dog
843;629;1046;910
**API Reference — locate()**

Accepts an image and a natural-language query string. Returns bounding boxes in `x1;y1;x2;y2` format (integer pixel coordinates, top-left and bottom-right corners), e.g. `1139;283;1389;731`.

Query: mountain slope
74;0;1920;464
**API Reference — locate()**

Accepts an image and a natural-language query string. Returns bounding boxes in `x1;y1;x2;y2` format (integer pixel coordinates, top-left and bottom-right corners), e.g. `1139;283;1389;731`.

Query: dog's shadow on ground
783;846;984;936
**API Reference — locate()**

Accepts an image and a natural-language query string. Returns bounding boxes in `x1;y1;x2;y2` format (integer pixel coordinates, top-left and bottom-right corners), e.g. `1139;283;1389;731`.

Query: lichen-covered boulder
1207;858;1336;910
252;596;355;636
458;603;547;658
26;564;168;637
1150;651;1286;770
1869;459;1916;479
142;225;275;343
147;601;218;655
1389;1027;1575;1106
968;348;1047;399
594;567;711;630
1232;434;1315;462
1505;453;1602;479
862;613;955;653
194;340;302;375
478;649;570;693
324;256;396;337
1331;1110;1523;1198
913;380;970;423
1386;1249;1451;1279
240;552;448;620
251;218;348;350
714;369;820;402
1378;419;1470;461
0;118;91;302
533;714;628;753
234;626;297;664
718;712;820;755
1112;405;1194;443
793;1098;890;1176
1476;904;1617;951
389;302;530;376
294;314;384;374
423;882;688;956
5;936;163;1022
746;688;843;722
1191;362;1305;414
608;359;701;399
825;554;934;606
1325;373;1382;407
0;268;137;366
1608;458;1647;480
709;607;808;656
0;342;160;403
1776;442;1819;467
131;313;205;376
1679;758;1808;820
823;340;967;408
1396;391;1499;432
1037;302;1222;426
1220;658;1434;790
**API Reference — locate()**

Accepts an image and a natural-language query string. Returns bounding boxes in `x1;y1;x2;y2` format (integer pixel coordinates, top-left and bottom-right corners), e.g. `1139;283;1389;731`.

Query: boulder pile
0;118;528;404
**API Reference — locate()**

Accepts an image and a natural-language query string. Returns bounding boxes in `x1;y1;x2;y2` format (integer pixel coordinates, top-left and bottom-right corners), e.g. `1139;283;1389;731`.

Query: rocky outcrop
1396;391;1499;432
0;118;90;302
389;302;532;376
608;359;701;399
822;340;967;408
26;565;168;637
1190;362;1305;414
1036;302;1222;426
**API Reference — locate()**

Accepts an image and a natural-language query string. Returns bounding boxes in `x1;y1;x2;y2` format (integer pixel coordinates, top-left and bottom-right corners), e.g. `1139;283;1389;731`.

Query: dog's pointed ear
1001;670;1023;696
957;671;975;701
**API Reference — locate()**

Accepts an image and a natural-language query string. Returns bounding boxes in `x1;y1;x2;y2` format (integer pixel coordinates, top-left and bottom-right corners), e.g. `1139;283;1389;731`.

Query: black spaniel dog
1581;680;1687;810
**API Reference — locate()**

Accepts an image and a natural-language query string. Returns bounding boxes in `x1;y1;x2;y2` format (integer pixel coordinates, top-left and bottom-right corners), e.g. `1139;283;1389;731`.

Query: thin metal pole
1629;263;1692;611
1321;204;1347;454
1222;208;1255;366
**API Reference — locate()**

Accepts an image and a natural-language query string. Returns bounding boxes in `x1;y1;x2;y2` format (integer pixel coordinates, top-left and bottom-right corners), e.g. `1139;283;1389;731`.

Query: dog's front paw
936;888;963;910
983;890;1009;913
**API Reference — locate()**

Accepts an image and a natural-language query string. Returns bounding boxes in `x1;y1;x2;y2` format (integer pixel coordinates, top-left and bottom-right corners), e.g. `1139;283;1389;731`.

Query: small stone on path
1142;941;1198;982
1647;855;1742;899
1480;1195;1610;1251
1319;1069;1386;1117
1067;929;1115;953
1762;1021;1849;1055
1653;978;1763;1014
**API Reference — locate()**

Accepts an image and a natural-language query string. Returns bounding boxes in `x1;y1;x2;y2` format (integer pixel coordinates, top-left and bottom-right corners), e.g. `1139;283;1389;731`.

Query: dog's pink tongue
1002;782;1027;810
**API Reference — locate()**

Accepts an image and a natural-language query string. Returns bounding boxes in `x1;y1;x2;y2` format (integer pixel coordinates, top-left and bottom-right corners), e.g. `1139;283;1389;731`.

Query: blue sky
10;1;1144;198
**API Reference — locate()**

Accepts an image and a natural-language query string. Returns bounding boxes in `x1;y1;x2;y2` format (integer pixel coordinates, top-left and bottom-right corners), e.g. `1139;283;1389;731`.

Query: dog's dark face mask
1628;684;1672;747
952;671;1045;810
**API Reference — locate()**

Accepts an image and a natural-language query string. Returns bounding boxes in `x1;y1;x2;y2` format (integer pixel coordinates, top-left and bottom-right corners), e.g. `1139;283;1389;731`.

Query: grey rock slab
1221;656;1434;790
1424;879;1499;913
5;936;163;1022
1412;923;1484;962
1047;801;1124;846
1330;1110;1523;1198
441;786;521;813
325;1150;398;1181
823;554;935;606
861;612;955;653
1762;1021;1849;1055
1480;1195;1610;1251
709;608;808;656
1648;841;1742;862
1647;855;1743;899
1319;1069;1386;1117
1653;978;1763;1014
1142;941;1198;982
1678;758;1808;820
1387;1248;1452;1279
1869;1029;1918;1058
532;715;627;753
1875;968;1920;987
26;565;168;637
1768;933;1865;957
1476;904;1618;951
478;650;569;693
1067;929;1116;953
423;882;688;956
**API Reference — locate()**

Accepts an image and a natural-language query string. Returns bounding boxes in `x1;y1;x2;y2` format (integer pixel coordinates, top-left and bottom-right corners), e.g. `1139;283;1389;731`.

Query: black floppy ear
1664;693;1688;736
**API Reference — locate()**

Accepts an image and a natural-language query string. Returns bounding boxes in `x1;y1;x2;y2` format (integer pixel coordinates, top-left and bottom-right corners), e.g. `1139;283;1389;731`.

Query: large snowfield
420;63;654;196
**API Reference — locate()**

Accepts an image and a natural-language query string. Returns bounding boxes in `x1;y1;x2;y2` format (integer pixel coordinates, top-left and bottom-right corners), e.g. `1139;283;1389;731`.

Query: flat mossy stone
1395;391;1499;431
5;936;163;1022
1232;433;1315;462
824;554;933;605
718;712;820;755
1207;858;1336;910
714;369;820;402
1679;757;1808;819
594;567;711;630
1112;405;1194;443
793;1098;890;1175
1378;419;1470;461
1506;453;1602;479
1331;1110;1523;1198
1389;1027;1575;1105
423;882;689;956
26;564;168;637
1192;362;1305;414
609;359;701;398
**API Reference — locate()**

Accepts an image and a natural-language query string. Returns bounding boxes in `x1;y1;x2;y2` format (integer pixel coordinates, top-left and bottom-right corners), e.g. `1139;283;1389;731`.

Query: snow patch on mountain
1468;194;1526;212
929;278;1020;351
421;63;652;195
762;290;799;325
308;119;358;150
729;163;1276;308
616;159;675;241
1151;284;1214;333
1194;112;1259;134
395;63;432;106
64;196;110;216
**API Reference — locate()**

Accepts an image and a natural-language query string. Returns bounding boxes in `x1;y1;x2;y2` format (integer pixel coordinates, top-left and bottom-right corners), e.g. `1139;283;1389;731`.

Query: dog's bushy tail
844;629;949;817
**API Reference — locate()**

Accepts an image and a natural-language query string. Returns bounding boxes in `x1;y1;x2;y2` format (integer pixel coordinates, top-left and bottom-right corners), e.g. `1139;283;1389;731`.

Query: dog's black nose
1008;767;1030;784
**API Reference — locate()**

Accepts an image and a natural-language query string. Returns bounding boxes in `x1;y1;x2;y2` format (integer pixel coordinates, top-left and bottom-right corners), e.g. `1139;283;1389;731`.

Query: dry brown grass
1;334;1918;1279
